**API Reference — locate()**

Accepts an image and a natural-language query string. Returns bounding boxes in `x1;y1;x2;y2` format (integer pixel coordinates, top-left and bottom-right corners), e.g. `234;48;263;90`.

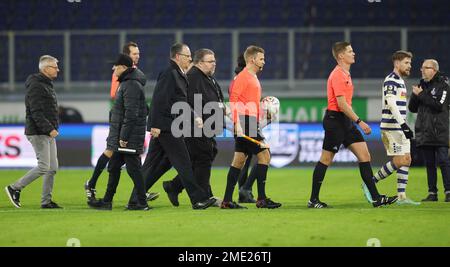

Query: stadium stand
0;0;449;87
0;36;8;83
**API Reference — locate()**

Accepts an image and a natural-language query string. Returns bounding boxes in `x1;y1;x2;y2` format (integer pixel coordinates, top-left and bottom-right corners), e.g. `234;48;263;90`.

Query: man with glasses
129;43;216;210
162;48;225;207
409;59;450;202
5;55;62;209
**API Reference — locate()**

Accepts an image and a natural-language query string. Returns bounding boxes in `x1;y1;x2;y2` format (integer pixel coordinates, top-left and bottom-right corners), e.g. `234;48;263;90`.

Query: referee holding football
308;41;398;208
222;45;281;209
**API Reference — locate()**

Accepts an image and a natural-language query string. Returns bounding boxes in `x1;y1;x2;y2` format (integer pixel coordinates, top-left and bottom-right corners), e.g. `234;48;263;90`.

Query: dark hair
193;48;214;64
170;43;187;59
122;41;138;55
392;50;413;63
332;41;351;60
244;45;264;61
234;53;246;74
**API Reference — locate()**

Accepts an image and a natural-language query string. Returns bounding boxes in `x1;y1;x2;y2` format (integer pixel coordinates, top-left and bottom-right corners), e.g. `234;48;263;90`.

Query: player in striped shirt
362;50;420;205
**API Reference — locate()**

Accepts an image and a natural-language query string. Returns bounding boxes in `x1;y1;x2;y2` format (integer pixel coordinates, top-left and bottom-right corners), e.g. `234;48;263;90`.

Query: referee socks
224;166;241;202
310;161;328;201
359;162;380;200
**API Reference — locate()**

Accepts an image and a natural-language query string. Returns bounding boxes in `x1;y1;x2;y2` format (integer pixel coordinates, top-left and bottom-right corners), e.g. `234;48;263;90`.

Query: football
261;96;280;118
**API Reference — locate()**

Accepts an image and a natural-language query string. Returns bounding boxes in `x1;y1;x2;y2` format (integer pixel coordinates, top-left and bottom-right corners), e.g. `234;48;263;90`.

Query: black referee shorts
235;115;267;156
322;110;365;153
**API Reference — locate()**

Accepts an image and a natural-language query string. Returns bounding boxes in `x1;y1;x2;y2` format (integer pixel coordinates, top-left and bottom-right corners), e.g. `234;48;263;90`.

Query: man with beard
362;50;420;205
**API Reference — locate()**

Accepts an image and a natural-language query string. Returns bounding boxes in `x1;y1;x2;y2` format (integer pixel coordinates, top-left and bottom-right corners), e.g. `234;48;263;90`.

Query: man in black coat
88;54;149;210
161;48;226;207
5;55;62;209
409;59;450;202
130;43;215;210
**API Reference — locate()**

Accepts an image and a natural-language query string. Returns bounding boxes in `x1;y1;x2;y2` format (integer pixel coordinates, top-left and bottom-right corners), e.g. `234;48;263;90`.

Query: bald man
409;59;450;202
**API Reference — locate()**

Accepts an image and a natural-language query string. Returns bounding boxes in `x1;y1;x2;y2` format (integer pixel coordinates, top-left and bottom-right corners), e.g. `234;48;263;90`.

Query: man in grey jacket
5;55;62;209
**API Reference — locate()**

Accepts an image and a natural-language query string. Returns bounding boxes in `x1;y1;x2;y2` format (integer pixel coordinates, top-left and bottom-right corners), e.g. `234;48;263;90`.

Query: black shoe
41;201;63;209
373;195;398;207
307;199;328;209
192;197;216;210
146;192;160;202
84;180;96;202
256;198;282;209
5;186;21;208
88;198;112;210
238;187;256;203
163;181;179;207
422;194;438;202
445;193;450;202
125;203;151;211
220;201;248;209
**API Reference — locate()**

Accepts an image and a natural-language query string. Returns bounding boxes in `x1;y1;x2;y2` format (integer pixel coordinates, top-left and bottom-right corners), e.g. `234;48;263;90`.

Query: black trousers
420;146;450;194
104;152;146;205
130;132;208;204
170;137;217;197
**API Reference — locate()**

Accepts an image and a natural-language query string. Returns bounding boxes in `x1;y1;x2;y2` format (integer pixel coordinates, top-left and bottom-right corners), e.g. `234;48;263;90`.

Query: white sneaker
211;196;222;207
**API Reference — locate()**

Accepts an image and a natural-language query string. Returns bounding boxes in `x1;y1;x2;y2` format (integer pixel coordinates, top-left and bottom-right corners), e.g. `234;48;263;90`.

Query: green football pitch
0;168;449;247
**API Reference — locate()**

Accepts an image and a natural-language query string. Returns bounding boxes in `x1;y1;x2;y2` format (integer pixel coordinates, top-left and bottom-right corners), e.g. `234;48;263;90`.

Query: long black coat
107;68;148;154
408;72;450;147
148;60;191;132
24;73;59;135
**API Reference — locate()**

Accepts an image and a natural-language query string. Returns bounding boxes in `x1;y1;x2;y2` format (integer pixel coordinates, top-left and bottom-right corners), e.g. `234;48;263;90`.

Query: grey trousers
12;135;58;205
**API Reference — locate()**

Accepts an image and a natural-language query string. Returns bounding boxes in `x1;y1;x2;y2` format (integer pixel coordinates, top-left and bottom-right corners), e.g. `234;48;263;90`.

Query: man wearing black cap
88;54;149;210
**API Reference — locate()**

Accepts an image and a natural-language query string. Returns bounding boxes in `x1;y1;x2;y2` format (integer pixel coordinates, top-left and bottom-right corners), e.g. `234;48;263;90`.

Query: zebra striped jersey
381;72;407;131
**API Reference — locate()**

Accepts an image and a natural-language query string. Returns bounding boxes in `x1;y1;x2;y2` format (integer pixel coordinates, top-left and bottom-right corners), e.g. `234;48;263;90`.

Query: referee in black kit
129;43;216;210
88;54;149;211
162;48;225;207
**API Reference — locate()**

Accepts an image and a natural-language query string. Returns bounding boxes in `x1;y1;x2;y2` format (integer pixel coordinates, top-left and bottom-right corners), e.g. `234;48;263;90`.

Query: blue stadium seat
408;30;450;78
184;33;232;80
0;36;8;82
70;35;119;81
239;33;288;79
14;35;64;82
295;32;344;79
1;0;449;30
126;34;175;80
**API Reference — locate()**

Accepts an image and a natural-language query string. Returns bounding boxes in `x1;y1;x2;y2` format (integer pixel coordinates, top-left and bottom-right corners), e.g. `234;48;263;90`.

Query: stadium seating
351;32;400;78
295;32;345;79
408;30;450;78
70;35;118;81
239;33;288;79
2;0;448;31
14;35;64;82
1;0;449;83
0;36;8;83
126;34;175;80
183;33;232;80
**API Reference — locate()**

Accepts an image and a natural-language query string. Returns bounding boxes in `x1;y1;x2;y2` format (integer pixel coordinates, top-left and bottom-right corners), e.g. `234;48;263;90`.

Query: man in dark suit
161;48;226;207
88;54;149;211
129;43;215;210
